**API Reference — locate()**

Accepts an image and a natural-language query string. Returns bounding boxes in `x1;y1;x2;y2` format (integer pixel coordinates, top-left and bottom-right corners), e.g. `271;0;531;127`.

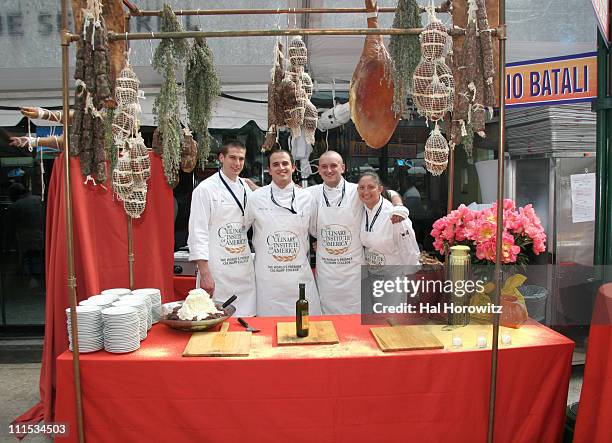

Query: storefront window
0;139;48;332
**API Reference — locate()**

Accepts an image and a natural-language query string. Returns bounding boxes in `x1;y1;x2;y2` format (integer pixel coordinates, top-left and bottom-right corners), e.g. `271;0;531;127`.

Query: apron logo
365;249;386;268
266;230;300;262
320;224;352;255
218;223;247;254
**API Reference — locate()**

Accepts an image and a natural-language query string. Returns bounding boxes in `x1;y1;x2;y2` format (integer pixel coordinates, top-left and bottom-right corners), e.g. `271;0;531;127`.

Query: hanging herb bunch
389;0;422;115
185;36;221;169
152;4;189;187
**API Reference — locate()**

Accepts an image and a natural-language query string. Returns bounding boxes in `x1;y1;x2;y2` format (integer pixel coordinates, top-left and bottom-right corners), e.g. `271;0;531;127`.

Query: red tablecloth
574;283;612;443
55;316;573;443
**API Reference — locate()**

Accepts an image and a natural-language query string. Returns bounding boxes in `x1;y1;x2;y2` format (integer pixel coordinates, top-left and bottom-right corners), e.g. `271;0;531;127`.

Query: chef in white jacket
188;140;256;316
244;149;321;316
358;171;420;309
308;151;410;314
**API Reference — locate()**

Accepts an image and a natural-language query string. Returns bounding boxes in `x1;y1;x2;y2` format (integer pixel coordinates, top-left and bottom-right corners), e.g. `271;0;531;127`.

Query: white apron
208;176;256;317
316;185;364;314
253;206;321;317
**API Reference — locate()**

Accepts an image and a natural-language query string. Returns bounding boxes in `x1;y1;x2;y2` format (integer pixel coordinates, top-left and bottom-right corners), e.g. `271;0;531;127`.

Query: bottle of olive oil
296;283;309;337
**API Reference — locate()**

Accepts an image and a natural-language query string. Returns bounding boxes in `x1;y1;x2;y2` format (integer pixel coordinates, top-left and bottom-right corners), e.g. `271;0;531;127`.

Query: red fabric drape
12;152;173;430
172;275;196;302
573;283;612;443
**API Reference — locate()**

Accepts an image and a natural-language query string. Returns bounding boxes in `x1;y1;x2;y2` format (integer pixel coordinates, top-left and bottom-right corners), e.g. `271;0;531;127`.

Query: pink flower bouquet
430;200;546;265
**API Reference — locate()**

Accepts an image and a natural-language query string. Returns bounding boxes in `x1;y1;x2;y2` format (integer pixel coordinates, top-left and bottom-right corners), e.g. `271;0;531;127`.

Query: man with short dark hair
244;150;321;316
188;140;256;316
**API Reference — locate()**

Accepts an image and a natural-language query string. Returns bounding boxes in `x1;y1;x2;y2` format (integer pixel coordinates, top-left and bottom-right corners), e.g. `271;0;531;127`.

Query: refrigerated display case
508;153;598;338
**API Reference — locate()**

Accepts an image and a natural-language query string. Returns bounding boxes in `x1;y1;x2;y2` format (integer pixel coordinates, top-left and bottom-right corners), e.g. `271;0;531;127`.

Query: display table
574;283;612;443
55;316;573;443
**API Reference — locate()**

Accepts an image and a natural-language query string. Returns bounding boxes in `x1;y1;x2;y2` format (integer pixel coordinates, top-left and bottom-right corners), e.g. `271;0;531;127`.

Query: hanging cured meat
349;0;399;149
72;0;126;87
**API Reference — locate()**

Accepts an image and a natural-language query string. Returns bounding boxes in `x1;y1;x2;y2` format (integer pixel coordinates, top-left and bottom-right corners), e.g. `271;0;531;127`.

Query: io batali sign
505;52;597;108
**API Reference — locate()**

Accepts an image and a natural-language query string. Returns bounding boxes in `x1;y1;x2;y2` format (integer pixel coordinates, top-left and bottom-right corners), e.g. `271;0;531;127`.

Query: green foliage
152;4;189;71
389;0;422;114
196;132;211;168
154;59;182;186
152;3;187;186
185;36;220;168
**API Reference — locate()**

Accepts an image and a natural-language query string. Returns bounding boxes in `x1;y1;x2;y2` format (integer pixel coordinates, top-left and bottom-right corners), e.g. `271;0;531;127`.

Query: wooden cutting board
370;326;444;352
277;321;339;346
183;324;251;357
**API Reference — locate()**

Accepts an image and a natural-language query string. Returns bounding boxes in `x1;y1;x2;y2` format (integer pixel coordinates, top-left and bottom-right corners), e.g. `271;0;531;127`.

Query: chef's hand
243;178;259;191
390;206;409;224
390;214;404;224
200;269;215;296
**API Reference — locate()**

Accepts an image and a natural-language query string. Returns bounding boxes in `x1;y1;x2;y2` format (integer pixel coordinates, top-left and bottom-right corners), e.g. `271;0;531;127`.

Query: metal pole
444;147;456;266
488;0;507;441
446;148;456;216
124;14;135;291
127;216;135;290
128;3;452;17
594;31;607;267
604;20;612;275
61;0;85;441
108;27;433;41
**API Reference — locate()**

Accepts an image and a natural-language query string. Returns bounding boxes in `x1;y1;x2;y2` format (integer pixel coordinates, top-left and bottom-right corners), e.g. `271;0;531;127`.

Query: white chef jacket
188;170;253;261
187;170;256;316
361;196;421;267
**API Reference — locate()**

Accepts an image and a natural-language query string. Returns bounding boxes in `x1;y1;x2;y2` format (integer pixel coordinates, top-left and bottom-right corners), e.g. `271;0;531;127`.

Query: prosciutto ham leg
349;0;399;149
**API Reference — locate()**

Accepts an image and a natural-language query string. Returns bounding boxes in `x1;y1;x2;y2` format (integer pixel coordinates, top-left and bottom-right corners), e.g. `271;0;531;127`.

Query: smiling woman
358;171;420;267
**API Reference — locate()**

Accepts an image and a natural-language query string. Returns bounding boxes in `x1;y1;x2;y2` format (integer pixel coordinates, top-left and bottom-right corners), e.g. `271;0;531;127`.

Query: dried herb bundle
154;60;182;187
185;36;220;168
389;0;422;114
152;4;189;67
152;4;188;186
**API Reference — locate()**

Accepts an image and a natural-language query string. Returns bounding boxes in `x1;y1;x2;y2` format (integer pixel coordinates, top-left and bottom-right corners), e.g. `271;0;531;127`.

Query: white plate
101;288;132;297
101;306;138;316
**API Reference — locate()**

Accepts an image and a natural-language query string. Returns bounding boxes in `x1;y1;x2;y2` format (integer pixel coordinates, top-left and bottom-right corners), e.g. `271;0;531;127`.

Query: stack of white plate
79;294;119;310
101;288;132;297
121;294;152;330
101;306;140;353
132;288;162;324
112;298;147;340
66;306;103;353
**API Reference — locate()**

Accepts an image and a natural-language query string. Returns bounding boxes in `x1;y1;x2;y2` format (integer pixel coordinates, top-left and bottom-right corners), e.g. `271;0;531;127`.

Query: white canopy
0;0;596;128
